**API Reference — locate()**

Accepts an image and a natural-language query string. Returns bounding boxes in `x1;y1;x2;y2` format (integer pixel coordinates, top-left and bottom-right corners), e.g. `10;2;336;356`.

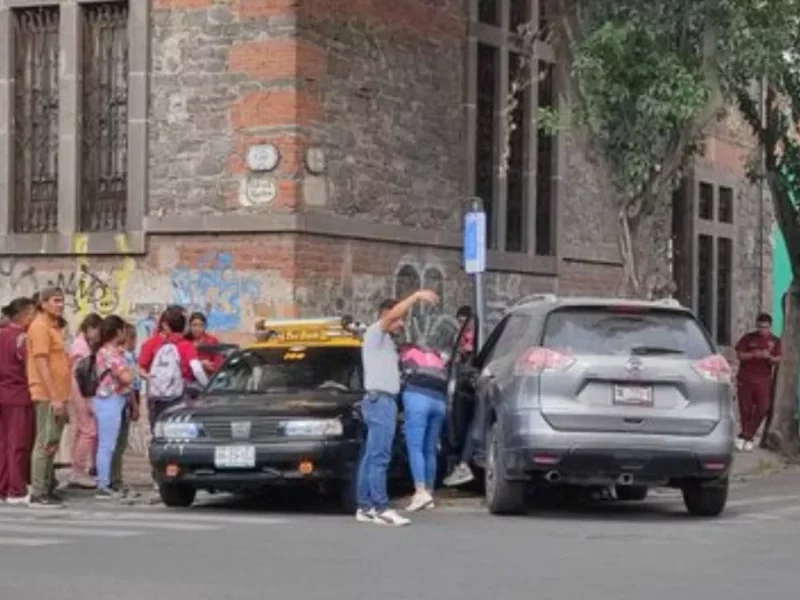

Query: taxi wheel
333;476;358;514
159;483;197;508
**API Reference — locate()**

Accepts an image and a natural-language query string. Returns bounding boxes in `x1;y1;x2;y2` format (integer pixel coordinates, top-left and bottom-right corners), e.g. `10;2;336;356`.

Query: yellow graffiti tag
72;234;136;318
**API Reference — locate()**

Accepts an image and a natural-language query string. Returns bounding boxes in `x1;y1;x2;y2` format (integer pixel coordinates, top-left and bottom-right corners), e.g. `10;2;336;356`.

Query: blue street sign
464;210;486;274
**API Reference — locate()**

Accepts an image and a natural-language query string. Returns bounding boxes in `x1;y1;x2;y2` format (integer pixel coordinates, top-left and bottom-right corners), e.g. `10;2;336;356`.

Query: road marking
0;536;65;547
0;516;218;532
0;523;142;538
0;505;290;526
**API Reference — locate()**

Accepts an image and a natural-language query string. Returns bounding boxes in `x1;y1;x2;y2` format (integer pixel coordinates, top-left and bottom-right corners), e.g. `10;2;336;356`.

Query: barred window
12;7;60;234
469;0;556;255
79;1;129;232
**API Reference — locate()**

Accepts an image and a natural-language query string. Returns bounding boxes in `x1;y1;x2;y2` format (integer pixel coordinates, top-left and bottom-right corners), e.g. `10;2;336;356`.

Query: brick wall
298;0;467;227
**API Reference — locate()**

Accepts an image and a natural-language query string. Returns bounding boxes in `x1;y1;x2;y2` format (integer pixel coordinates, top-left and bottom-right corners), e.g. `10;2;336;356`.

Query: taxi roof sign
252;315;363;347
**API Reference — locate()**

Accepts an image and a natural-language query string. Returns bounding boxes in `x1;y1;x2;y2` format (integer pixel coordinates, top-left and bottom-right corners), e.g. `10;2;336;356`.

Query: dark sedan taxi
149;317;408;511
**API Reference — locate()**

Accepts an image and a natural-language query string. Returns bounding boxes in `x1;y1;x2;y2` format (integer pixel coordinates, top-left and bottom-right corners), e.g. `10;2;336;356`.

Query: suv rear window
542;307;714;359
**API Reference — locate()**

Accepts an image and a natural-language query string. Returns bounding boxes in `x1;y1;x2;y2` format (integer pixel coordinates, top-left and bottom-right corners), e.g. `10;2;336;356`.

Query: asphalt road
2;471;800;600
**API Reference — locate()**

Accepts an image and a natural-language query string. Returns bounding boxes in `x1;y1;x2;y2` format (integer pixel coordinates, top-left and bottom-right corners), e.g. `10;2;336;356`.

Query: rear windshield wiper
629;346;685;356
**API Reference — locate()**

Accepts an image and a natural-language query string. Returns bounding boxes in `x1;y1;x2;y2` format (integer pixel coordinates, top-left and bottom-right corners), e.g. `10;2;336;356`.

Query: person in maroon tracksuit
0;297;38;503
734;312;782;453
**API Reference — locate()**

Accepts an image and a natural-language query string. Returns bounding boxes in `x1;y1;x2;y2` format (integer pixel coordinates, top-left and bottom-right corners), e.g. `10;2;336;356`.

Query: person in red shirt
138;304;186;374
0;297;38;504
186;312;224;374
735;313;781;452
141;307;208;432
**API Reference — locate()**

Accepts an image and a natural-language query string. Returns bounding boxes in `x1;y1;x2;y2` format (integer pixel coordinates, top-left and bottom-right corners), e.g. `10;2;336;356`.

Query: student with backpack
141;307;208;432
68;313;103;488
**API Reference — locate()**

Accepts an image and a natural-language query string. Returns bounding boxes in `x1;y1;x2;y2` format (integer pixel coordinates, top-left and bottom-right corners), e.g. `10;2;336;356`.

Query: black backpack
74;353;109;397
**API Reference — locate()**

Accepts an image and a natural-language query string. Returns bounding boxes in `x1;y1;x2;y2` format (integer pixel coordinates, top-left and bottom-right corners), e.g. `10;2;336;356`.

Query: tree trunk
617;198;676;300
763;281;800;455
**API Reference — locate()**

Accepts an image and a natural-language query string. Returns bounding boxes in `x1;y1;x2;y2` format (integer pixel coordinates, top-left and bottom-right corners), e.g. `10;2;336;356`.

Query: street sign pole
464;198;487;349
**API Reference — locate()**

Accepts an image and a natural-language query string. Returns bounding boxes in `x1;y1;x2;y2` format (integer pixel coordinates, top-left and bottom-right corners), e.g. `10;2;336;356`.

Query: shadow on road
170;485;743;523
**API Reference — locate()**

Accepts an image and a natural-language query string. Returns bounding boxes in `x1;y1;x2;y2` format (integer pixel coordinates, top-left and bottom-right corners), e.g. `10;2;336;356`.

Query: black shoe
95;487;118;500
48;490;66;503
29;494;63;508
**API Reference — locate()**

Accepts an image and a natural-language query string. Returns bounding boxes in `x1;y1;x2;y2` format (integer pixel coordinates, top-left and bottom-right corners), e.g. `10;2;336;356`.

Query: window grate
79;1;129;233
12;7;60;234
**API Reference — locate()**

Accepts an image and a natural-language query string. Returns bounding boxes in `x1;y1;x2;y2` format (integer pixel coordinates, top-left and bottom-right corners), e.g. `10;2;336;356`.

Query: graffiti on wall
170;252;262;332
0;236;135;320
393;254;459;349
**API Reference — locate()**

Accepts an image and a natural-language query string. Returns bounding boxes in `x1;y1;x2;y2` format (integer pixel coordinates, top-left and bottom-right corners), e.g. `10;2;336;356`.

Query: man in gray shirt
355;290;439;526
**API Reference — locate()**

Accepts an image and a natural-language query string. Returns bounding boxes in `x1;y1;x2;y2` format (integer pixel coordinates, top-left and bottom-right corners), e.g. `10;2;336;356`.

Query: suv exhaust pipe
616;473;634;486
544;470;562;484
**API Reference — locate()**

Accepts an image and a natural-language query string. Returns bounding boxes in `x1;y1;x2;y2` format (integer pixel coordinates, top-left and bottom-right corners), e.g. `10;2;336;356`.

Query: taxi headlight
282;418;343;437
154;421;200;440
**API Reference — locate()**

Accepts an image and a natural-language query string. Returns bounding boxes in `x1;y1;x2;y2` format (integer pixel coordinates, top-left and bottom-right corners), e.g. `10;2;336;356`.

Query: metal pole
470;197;487;349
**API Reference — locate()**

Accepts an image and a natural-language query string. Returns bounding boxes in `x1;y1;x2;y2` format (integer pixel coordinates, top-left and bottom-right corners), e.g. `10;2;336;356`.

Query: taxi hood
161;390;362;420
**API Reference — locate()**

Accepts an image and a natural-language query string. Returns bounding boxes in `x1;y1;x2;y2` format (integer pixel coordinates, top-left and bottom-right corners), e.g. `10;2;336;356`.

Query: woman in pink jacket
68;313;103;488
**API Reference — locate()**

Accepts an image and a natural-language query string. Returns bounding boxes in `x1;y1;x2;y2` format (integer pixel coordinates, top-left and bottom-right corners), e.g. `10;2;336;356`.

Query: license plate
214;445;256;469
613;385;653;406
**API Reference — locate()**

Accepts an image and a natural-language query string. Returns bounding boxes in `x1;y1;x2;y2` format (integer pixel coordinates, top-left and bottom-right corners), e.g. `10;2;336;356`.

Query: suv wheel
681;478;728;517
615;485;648;502
485;422;526;515
159;483;196;508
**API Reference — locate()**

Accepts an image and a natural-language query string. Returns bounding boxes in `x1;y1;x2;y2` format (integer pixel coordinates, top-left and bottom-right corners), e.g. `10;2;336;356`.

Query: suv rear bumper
501;411;735;484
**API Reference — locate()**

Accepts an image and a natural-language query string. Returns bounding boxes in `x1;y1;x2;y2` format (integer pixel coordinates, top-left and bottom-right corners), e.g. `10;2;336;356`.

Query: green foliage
571;0;715;204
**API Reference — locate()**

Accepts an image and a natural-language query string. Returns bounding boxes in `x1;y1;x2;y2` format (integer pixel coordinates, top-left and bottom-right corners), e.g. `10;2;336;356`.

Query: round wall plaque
246;144;280;172
305;146;327;175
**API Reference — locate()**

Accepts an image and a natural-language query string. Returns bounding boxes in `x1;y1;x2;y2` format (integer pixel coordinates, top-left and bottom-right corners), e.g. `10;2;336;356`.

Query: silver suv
446;296;735;517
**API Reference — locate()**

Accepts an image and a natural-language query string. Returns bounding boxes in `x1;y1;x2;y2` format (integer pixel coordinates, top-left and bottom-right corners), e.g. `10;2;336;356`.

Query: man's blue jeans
402;386;446;489
356;393;397;511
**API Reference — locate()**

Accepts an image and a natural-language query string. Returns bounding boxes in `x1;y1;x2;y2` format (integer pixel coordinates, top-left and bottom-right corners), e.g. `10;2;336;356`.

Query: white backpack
148;343;184;399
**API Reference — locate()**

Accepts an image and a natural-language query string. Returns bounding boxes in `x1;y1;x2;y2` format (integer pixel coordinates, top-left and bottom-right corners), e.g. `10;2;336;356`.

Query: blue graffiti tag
170;252;261;332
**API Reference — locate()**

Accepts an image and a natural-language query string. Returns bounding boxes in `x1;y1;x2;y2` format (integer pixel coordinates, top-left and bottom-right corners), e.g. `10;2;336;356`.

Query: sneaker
95;487;117;500
373;508;410;527
405;490;434;512
28;494;63;508
443;463;474;487
355;508;376;523
743;440;755;452
735;438;746;452
110;484;129;497
5;494;30;506
424;501;436;510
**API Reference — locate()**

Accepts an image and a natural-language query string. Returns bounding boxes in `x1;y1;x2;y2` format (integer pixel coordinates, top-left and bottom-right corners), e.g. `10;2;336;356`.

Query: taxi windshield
206;347;363;395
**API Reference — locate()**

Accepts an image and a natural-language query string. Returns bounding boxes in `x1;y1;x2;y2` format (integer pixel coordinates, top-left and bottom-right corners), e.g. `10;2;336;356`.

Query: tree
535;0;729;298
724;0;800;453
505;0;800;453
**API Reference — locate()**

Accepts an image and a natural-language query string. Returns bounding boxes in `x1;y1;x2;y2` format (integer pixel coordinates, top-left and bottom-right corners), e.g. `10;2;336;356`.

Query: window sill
0;231;146;255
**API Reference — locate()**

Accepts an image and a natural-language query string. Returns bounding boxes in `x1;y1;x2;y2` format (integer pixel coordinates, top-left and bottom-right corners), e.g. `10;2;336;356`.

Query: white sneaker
743;440;755;452
735;438;746;452
373;508;410;527
405;491;434;512
5;494;29;506
355;508;376;523
443;464;474;487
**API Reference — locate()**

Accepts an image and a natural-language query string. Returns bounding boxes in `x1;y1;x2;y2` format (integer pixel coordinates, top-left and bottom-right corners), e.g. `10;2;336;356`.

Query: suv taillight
515;347;575;375
692;354;732;384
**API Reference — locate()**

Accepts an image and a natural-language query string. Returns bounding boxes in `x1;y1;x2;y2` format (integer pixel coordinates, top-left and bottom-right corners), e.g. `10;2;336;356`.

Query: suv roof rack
512;293;557;309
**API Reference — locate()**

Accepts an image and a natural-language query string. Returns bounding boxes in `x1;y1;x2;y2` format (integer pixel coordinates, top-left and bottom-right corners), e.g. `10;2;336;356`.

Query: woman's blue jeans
402;386;446;489
93;394;126;489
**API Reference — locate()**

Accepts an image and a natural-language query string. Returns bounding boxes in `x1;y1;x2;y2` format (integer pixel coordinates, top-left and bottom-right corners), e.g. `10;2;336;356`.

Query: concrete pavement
2;467;800;600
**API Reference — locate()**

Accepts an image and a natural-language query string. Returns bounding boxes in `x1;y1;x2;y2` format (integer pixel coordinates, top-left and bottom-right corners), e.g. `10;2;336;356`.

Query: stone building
0;0;772;348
